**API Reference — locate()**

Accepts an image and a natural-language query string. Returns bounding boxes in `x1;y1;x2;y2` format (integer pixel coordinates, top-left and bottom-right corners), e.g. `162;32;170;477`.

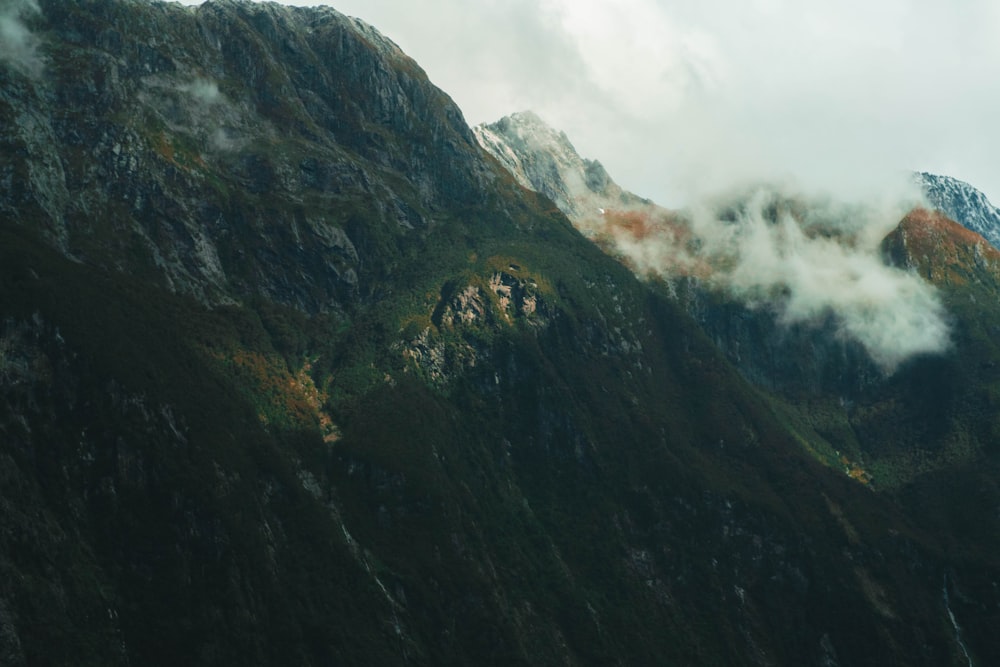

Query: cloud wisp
603;182;950;373
179;78;224;106
0;0;43;77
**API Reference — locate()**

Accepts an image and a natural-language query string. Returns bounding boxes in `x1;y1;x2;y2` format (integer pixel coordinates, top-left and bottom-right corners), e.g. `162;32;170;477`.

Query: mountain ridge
1;2;999;665
474;110;652;230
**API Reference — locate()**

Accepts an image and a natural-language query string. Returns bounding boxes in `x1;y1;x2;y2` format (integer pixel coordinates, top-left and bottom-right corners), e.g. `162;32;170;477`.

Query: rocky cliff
2;2;999;666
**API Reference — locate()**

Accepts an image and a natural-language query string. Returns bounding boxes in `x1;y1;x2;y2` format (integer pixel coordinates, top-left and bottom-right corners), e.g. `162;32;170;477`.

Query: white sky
176;0;1000;206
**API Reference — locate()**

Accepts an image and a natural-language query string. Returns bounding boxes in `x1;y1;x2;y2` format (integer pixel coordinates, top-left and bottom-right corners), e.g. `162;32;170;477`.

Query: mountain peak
915;171;1000;251
500;109;548;128
474;111;649;230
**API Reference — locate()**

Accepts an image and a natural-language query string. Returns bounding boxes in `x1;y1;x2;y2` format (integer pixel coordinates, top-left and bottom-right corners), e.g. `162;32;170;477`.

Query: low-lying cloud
605;181;950;373
179;78;223;106
0;0;43;77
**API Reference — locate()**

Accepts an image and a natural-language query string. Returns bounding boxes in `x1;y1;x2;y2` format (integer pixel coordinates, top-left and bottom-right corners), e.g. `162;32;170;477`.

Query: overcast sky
178;0;1000;207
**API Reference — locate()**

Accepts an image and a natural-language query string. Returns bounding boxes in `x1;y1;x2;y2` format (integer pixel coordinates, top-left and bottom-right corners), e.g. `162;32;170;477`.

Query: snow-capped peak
473;111;649;230
916;172;1000;251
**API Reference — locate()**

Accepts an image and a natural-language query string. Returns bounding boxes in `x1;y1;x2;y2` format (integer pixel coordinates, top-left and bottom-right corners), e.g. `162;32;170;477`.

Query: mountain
474;111;654;232
917;171;1000;250
474;111;695;277
478;109;1000;658
2;2;1000;666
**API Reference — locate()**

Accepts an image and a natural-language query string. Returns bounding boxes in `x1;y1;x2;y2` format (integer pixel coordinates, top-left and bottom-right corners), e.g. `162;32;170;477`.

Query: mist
0;0;42;77
607;180;950;373
179;78;223;106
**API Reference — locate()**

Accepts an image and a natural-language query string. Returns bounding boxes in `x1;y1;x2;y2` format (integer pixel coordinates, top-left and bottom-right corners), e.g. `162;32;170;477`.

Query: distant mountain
916;171;1000;250
474;111;691;277
474;111;652;231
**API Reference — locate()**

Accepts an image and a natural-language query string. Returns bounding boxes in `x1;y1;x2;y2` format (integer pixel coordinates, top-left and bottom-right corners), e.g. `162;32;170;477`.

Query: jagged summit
916;171;1000;250
474;111;649;229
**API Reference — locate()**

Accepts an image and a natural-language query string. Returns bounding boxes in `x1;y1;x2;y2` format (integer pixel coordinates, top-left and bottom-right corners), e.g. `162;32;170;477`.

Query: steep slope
3;0;505;311
917;171;1000;250
1;2;998;666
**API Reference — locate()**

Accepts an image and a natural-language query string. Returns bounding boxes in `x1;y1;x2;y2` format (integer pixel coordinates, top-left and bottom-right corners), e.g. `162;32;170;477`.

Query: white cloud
539;0;726;121
609;183;949;371
179;77;223;105
697;187;949;372
0;0;43;77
